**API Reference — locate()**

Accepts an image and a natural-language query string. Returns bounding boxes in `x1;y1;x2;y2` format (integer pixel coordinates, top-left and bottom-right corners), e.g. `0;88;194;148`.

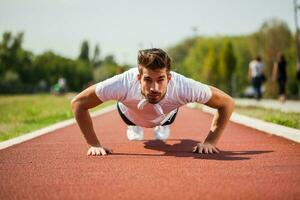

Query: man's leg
257;84;262;100
252;77;260;100
154;109;179;140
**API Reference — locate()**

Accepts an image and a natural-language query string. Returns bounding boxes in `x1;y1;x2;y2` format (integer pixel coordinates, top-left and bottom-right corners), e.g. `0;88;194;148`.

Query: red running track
0;107;300;200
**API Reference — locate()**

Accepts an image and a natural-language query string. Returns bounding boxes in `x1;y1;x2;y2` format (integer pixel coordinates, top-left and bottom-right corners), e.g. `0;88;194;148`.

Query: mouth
147;93;161;98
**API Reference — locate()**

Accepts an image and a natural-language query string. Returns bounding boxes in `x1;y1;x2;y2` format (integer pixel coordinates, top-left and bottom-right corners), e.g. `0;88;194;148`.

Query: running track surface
0;107;299;200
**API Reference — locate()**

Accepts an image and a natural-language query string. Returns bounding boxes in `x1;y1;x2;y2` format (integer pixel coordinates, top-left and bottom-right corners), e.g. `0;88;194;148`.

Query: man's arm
193;86;234;154
71;84;112;156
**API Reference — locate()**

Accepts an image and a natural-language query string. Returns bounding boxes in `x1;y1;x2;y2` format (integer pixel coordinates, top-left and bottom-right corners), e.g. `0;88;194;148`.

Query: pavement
0;106;299;200
234;98;300;113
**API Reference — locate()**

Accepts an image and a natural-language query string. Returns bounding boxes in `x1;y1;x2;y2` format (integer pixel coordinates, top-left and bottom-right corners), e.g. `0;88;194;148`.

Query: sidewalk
234;98;300;113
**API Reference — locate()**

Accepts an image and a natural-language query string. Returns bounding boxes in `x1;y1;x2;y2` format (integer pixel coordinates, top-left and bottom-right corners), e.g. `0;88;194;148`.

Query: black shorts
278;80;286;95
117;103;178;126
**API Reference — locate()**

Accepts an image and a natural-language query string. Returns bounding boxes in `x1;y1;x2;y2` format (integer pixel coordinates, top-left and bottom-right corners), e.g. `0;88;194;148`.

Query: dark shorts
117;103;178;126
278;80;286;95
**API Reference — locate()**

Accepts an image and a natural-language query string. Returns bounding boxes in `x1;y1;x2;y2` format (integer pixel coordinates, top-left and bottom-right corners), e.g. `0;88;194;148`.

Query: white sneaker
154;125;170;140
126;126;144;141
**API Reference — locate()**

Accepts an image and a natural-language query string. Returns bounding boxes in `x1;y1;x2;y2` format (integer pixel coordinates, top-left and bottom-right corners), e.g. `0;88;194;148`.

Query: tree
258;19;292;97
33;51;92;91
93;55;119;82
232;36;252;96
219;41;236;95
92;44;101;67
0;32;35;92
78;40;90;62
259;19;292;67
167;38;196;73
91;44;101;68
202;46;219;86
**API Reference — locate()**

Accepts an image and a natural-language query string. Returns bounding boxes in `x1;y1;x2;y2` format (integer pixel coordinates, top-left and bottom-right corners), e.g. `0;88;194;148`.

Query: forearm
74;107;101;147
204;99;234;145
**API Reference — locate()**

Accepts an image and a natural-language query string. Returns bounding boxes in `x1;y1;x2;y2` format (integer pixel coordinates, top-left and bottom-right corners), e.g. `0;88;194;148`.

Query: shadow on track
112;139;273;161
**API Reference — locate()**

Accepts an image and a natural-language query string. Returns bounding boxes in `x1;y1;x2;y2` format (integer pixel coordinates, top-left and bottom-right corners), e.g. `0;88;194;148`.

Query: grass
234;106;300;129
0;94;115;142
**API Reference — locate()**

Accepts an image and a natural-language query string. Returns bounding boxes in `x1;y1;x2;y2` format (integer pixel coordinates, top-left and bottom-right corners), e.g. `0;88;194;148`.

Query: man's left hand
192;142;220;154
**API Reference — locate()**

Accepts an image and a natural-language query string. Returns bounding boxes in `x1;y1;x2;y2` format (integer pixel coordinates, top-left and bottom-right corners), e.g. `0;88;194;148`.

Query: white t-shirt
95;67;212;128
249;60;264;78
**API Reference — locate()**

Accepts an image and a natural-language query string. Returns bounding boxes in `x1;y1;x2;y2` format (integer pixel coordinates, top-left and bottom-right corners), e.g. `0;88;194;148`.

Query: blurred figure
248;56;265;100
58;77;67;92
272;53;287;103
297;63;300;99
52;76;67;95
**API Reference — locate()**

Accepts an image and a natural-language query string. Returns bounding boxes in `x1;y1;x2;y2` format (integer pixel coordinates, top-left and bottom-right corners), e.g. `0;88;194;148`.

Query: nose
150;82;159;91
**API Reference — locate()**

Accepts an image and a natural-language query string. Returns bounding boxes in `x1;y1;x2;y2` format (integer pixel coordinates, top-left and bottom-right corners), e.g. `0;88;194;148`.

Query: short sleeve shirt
249;60;264;78
95;67;212;128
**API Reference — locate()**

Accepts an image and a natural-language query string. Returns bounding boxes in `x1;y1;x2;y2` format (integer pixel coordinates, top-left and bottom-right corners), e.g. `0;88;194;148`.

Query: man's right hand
87;146;113;156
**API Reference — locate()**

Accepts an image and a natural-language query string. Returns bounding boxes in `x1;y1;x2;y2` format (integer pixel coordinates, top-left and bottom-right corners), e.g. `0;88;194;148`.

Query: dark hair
255;55;262;62
137;48;171;73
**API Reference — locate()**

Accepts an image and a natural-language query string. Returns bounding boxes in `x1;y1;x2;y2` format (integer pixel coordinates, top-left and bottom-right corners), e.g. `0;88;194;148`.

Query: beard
145;91;166;104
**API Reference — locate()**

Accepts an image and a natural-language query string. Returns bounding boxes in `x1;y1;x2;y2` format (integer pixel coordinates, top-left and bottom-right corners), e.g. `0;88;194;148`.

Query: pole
294;0;300;62
294;0;300;99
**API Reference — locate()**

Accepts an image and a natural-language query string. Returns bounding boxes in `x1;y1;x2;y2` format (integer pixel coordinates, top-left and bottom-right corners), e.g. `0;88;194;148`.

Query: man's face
138;67;171;104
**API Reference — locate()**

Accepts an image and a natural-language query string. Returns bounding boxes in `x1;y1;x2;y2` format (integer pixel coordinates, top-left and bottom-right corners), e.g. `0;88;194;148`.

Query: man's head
255;55;262;62
137;48;172;104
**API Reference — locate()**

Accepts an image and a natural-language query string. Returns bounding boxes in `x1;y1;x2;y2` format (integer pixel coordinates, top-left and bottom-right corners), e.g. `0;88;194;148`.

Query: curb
234;98;300;113
0;105;116;150
187;103;300;143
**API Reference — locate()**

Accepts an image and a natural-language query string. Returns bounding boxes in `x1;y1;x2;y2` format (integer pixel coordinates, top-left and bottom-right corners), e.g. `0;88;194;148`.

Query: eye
144;78;152;82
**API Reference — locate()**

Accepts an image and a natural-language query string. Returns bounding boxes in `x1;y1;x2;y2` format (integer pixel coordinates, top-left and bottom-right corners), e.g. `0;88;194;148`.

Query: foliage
0;18;298;97
33;51;92;91
202;46;219;87
78;40;90;62
219;41;236;95
168;18;298;98
0;33;124;93
93;54;124;82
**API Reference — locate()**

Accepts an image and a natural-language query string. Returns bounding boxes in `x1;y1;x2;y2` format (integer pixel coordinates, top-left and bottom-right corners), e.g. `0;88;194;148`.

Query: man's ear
167;73;172;82
137;73;141;81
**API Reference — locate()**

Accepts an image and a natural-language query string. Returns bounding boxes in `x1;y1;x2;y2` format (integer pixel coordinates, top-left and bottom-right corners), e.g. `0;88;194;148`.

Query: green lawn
0;94;115;142
234;106;300;129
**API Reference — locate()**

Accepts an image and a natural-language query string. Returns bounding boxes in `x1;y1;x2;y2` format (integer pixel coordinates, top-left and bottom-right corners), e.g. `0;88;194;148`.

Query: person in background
248;56;265;100
272;53;288;103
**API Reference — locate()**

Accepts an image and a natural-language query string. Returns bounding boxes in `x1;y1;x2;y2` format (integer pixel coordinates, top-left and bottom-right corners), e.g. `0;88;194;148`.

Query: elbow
71;97;80;114
227;96;235;112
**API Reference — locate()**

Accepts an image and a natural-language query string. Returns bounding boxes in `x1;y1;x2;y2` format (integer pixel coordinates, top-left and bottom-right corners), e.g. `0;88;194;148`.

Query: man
71;48;234;156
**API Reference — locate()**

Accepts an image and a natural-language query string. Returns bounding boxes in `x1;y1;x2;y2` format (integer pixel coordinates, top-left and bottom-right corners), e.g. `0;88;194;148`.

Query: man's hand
87;146;113;156
192;142;219;154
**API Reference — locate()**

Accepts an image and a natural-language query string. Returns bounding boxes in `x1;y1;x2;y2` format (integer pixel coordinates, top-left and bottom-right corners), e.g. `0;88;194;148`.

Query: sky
0;0;295;65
